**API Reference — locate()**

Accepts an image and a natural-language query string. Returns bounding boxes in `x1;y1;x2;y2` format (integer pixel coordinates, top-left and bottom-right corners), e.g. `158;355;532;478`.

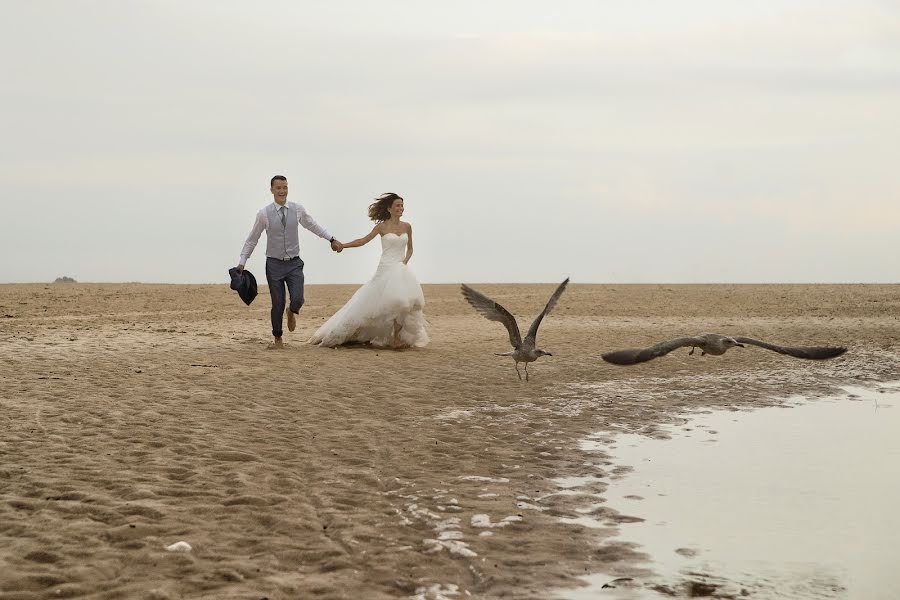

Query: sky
1;0;898;284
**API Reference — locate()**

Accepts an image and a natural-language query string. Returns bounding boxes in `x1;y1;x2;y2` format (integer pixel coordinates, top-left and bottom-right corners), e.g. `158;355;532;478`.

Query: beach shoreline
1;283;898;599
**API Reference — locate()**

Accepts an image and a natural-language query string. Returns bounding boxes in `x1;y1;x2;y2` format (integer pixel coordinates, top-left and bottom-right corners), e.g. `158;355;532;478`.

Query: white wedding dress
309;233;429;348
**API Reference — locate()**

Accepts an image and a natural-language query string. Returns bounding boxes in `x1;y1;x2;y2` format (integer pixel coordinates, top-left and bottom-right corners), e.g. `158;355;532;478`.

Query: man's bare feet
267;337;285;350
286;307;296;332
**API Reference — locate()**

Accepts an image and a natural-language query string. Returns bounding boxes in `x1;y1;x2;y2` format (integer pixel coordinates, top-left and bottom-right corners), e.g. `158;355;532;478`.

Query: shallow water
558;384;900;599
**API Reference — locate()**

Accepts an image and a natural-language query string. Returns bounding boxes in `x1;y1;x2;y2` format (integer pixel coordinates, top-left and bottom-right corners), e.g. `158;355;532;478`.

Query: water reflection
559;384;900;599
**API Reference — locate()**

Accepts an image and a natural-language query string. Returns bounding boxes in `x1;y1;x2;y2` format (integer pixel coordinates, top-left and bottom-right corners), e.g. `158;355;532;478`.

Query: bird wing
601;336;706;365
461;284;522;348
731;337;847;360
523;278;570;346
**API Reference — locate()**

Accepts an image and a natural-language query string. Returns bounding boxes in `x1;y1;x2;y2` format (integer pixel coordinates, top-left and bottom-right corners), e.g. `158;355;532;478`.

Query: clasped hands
330;239;344;253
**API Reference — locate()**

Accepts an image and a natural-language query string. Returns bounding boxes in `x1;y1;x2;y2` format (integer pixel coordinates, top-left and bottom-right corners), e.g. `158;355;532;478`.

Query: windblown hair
368;192;403;222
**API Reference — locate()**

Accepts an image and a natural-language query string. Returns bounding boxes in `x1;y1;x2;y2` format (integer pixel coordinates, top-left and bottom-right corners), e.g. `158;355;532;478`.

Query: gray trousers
265;256;305;337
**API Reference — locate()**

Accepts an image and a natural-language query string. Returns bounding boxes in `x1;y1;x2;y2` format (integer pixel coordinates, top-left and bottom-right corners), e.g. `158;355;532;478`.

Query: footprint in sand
23;550;61;564
222;496;268;507
209;450;259;462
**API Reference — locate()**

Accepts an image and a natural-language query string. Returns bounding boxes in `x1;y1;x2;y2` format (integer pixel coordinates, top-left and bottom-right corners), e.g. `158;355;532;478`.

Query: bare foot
392;320;403;348
286;308;296;332
267;337;285;350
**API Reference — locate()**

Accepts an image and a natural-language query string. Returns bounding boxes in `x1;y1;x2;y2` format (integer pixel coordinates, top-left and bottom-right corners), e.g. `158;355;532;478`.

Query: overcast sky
1;0;898;284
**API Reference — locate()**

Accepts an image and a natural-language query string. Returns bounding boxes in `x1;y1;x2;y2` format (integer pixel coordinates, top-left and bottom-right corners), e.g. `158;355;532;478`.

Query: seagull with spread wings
461;278;569;381
602;332;847;366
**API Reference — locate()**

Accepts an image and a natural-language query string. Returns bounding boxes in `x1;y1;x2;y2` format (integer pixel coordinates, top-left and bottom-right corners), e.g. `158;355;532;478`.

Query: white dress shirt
238;201;334;266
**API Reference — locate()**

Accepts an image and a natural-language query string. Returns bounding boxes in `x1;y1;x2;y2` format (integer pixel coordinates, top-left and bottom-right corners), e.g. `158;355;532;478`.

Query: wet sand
564;385;900;599
1;283;898;599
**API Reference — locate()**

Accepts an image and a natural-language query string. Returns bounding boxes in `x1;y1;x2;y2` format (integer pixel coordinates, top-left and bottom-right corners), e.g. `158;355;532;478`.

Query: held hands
330;239;344;253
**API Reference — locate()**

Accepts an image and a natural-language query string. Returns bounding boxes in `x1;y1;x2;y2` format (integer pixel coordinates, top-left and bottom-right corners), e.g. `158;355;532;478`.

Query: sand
1;282;898;599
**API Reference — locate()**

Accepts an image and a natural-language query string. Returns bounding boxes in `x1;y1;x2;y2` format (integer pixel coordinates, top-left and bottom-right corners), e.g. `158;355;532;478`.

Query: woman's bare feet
391;321;408;349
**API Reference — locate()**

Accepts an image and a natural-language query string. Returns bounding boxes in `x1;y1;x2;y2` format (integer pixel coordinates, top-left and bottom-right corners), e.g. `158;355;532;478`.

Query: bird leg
524;363;530;381
688;347;695;355
515;363;522;380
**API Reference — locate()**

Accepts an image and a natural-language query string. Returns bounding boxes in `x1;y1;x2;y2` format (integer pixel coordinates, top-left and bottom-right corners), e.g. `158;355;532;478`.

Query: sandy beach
1;282;898;599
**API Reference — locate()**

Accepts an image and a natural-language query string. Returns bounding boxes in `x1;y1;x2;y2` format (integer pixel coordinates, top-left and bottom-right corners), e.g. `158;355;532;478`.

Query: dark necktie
279;205;287;228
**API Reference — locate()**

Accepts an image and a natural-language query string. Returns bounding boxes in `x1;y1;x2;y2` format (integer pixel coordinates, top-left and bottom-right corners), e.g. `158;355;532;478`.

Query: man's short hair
270;175;287;187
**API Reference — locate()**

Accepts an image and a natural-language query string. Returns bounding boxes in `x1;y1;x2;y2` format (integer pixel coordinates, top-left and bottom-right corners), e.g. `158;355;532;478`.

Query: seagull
461;278;569;381
602;333;847;366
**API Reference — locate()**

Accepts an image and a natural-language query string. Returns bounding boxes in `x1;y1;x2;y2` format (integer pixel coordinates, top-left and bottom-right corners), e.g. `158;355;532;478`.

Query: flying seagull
461;278;570;381
602;333;847;366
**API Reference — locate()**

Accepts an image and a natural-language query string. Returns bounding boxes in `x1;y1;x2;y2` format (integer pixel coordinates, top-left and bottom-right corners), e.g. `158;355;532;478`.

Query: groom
237;175;343;349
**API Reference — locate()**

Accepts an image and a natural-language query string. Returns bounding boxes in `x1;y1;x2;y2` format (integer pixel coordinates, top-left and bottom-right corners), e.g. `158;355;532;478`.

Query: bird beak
735;343;745;348
545;352;553;357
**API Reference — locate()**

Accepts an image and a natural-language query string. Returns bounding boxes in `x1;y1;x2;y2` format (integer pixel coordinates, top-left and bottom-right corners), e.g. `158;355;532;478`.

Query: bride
309;193;429;349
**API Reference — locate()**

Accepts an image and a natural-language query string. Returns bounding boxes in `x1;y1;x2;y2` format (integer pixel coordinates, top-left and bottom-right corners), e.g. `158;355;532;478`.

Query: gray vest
266;203;301;259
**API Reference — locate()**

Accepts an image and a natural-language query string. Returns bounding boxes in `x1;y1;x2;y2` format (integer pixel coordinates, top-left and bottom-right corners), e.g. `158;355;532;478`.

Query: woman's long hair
368;193;403;222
